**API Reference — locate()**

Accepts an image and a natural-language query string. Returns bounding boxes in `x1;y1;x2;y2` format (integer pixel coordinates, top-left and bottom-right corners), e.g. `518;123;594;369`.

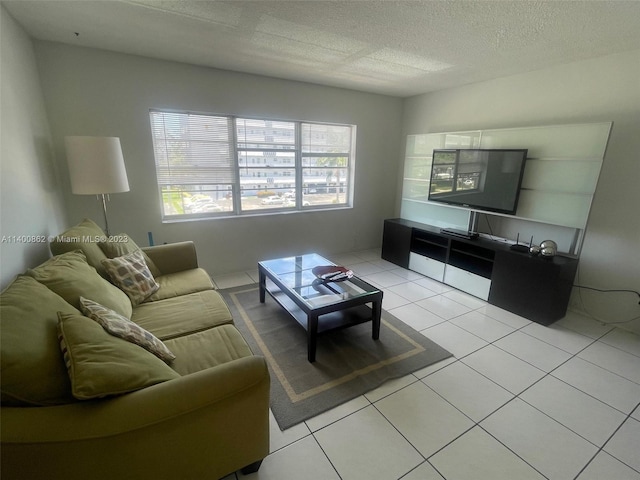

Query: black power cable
573;284;640;325
573;285;640;305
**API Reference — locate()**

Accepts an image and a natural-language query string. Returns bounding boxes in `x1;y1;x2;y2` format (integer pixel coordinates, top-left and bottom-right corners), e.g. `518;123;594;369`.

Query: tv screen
428;149;528;215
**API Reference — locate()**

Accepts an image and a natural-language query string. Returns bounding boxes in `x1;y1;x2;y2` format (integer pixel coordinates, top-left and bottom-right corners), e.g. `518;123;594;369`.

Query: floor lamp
64;136;130;236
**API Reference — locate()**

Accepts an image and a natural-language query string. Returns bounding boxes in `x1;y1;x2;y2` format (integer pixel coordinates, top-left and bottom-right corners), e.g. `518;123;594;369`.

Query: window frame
149;109;356;222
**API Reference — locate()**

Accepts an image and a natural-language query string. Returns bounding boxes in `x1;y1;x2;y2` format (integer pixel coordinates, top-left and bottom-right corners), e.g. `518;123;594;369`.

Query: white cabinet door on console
409;252;445;282
443;265;491;300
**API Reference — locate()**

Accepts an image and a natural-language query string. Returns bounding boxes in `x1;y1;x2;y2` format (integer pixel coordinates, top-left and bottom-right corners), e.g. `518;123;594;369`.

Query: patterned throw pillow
98;234;161;278
101;250;159;305
79;297;175;362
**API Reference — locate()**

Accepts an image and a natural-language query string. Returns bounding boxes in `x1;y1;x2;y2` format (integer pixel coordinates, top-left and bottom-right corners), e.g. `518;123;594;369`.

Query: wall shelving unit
400;122;612;256
387;122;612;325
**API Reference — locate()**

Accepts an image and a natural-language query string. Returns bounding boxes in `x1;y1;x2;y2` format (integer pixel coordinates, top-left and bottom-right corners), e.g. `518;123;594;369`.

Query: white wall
0;8;68;288
402;50;640;333
33;41;403;276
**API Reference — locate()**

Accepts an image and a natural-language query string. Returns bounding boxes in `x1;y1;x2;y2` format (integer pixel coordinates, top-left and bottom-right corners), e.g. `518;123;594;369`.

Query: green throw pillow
99;234;161;277
79;297;175;363
0;276;78;406
27;250;133;319
49;218;110;278
57;312;179;400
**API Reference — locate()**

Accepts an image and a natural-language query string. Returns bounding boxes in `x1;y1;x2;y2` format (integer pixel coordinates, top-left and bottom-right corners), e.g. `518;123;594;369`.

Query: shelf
448;236;495;278
414;230;448;245
520;188;594;196
266;283;375;335
411;230;449;262
412;245;447;262
450;240;495;262
527;157;603;162
448;252;493;278
414;237;448;249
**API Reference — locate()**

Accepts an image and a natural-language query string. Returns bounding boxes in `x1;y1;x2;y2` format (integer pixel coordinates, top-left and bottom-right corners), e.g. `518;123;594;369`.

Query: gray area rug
219;285;452;430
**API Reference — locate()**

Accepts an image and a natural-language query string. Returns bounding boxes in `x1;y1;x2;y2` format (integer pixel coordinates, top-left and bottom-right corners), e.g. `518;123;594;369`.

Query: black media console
381;218;579;325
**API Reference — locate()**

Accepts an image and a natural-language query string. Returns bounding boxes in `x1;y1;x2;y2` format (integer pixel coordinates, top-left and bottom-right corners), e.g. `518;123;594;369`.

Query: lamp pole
99;193;110;236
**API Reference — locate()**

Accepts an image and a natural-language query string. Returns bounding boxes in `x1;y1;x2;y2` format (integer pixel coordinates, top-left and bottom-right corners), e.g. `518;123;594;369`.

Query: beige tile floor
212;250;640;480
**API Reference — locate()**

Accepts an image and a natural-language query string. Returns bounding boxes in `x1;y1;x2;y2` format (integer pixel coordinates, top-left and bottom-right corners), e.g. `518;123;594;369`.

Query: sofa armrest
1;356;270;480
142;241;198;274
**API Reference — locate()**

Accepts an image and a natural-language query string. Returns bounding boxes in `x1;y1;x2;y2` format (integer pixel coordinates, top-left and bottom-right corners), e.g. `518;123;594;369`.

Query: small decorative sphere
539;240;557;257
540;246;556;257
529;245;541;255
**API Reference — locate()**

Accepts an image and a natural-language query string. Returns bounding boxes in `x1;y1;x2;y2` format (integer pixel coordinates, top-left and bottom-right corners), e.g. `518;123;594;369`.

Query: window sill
161;205;354;224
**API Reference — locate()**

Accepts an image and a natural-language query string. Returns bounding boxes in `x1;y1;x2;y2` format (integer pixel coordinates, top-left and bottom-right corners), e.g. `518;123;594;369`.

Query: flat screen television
428;148;528;215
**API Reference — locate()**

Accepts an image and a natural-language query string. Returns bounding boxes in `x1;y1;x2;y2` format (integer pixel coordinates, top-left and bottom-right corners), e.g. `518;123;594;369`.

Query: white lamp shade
65;136;130;194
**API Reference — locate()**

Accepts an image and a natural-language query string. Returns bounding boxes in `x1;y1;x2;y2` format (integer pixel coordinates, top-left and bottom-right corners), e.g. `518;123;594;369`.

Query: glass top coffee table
258;253;383;362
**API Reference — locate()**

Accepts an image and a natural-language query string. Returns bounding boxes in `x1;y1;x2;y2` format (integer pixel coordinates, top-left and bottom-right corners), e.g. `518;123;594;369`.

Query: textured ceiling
4;0;640;97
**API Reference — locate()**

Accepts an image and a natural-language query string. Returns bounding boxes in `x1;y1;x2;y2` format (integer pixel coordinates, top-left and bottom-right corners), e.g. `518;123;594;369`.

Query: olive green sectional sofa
1;219;270;480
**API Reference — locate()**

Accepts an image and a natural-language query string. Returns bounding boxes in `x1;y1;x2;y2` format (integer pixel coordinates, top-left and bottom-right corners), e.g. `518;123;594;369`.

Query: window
149;110;355;220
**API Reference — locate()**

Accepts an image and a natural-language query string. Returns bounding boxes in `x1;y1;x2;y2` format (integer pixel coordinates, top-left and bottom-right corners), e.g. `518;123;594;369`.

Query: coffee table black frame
258;254;383;362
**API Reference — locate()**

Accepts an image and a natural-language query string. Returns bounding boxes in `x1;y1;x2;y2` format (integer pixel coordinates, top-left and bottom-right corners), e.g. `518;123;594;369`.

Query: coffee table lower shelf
263;283;380;362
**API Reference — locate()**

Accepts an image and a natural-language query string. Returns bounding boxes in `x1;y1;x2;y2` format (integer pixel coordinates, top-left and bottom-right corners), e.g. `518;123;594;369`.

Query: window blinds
149;110;234;185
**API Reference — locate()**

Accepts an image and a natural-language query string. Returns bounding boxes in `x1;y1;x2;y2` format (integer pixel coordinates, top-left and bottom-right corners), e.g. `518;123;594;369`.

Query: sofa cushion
79;297;175;363
164;325;253;376
28;250;133;319
144;268;214;302
49;218;110;278
131;290;233;340
101;250;160;305
99;234;161;277
57;312;179;400
0;276;78;406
